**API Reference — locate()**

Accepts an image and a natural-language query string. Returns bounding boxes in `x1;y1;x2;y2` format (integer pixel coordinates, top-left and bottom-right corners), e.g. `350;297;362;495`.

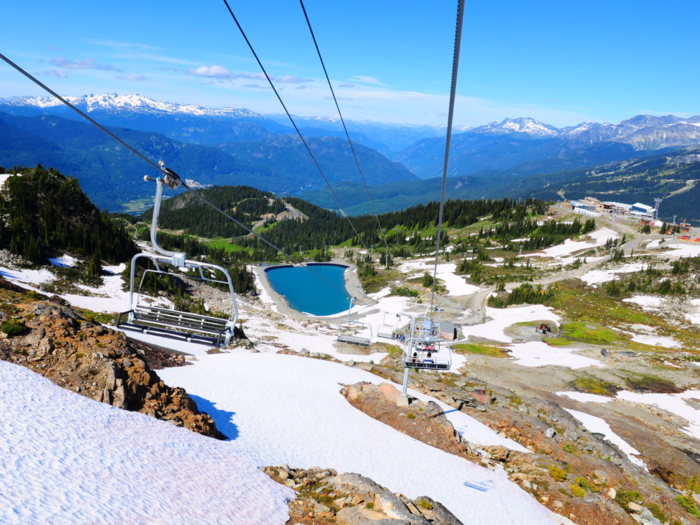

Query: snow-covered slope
159;351;557;525
0;360;292;525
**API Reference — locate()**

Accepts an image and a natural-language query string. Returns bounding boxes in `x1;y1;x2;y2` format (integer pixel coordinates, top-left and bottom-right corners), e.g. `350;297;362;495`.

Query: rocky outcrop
0;278;224;439
263;465;463;525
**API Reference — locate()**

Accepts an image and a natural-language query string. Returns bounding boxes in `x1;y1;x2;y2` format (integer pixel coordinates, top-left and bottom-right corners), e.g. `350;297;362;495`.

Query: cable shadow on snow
189;394;239;441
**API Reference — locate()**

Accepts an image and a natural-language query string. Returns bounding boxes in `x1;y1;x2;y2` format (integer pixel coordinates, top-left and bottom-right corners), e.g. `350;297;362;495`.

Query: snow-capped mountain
473;117;559;137
1;93;265;119
469;114;700;150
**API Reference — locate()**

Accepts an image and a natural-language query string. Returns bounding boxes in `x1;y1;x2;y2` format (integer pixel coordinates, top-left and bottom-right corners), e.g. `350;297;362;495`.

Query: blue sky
1;0;698;127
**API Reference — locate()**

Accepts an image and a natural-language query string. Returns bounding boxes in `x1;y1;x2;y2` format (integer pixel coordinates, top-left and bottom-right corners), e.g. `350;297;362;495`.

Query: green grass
1;318;27;337
201;238;251;254
571;376;620;396
559;321;627;346
452;343;510;358
676;495;700;518
253;221;279;234
624;372;681;394
120;197;154;214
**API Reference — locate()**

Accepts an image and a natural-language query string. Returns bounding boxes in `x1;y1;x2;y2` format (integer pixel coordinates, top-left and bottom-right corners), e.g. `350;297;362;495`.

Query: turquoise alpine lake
264;264;351;316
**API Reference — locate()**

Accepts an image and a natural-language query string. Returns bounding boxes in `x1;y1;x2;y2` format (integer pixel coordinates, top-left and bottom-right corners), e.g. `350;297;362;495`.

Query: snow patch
159;352;557;525
564;409;645;468
0;361;292;525
48;254;78;268
509;341;603;369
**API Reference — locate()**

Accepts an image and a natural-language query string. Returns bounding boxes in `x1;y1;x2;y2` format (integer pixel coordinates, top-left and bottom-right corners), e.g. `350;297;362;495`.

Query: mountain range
391;116;700;179
300;146;700;223
1;93;699;220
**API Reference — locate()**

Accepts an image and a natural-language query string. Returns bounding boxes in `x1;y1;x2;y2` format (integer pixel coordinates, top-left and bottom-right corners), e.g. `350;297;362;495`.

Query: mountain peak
0;93;263;119
474;117;559;137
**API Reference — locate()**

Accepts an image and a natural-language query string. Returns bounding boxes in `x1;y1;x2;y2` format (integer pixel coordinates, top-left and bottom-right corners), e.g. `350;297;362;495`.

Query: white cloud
51;57;119;71
339;82;355;88
116;74;150;81
349;76;386;86
274;75;311;84
186;65;232;78
44;70;67;78
88;40;162;50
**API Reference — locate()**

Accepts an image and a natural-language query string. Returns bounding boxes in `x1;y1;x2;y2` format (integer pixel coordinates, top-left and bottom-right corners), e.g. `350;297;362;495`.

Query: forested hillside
0;112;418;212
218;135;418;187
143;184;549;259
302;147;700;223
0;165;138;270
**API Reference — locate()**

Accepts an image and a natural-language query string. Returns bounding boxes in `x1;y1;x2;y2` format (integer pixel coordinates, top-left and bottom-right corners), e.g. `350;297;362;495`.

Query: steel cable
430;0;465;310
221;0;367;249
0;51;371;306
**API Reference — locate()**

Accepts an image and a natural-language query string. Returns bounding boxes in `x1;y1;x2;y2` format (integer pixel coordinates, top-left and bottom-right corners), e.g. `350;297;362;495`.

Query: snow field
0;266;55;286
461;305;560;344
0;361;292;525
557;389;700;443
396;258;479;296
580;263;647;285
622;295;665;310
48;254;78;268
525;228;619;259
509;341;603;369
159;351;557;525
563;409;645;468
661;243;700;258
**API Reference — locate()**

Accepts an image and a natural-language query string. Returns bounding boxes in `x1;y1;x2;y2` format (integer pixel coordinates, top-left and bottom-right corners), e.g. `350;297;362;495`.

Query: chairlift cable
0;53;163;175
430;0;464;310
0;52;371;306
220;0;367;250
298;0;393;263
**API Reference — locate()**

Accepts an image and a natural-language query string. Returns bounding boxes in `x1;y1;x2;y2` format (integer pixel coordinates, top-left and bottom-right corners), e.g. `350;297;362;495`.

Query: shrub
570;484;585;497
26;290;44;300
676;495;700;518
1;318;27;337
418;499;433;510
549;465;568;482
615;490;643;512
646;503;666;522
406;413;416;419
392;286;419;298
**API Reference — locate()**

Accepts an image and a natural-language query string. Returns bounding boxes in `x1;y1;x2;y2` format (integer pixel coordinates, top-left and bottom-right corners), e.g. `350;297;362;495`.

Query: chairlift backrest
117;175;239;347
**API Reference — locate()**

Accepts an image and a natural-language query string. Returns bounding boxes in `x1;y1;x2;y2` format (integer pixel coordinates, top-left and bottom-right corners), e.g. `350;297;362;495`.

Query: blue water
265;264;351;316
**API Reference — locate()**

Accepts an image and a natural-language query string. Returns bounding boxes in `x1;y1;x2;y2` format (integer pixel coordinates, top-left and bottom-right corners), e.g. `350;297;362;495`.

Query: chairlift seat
402;359;450;370
117;305;233;346
118;174;238;348
337;334;371;347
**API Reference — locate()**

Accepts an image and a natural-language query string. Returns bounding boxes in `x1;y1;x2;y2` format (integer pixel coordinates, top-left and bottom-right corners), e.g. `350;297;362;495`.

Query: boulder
379;383;402;405
545;428;557;438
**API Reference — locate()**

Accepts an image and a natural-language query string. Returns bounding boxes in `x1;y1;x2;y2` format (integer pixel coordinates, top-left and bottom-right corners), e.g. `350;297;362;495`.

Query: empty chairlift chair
377;312;401;340
401;313;452;371
336;298;372;347
117;171;239;347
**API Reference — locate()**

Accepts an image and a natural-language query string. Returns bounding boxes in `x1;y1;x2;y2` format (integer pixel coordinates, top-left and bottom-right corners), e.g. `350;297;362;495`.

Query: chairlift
117;170;239;347
401;313;452;371
377;312;402;340
336;298;372;347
